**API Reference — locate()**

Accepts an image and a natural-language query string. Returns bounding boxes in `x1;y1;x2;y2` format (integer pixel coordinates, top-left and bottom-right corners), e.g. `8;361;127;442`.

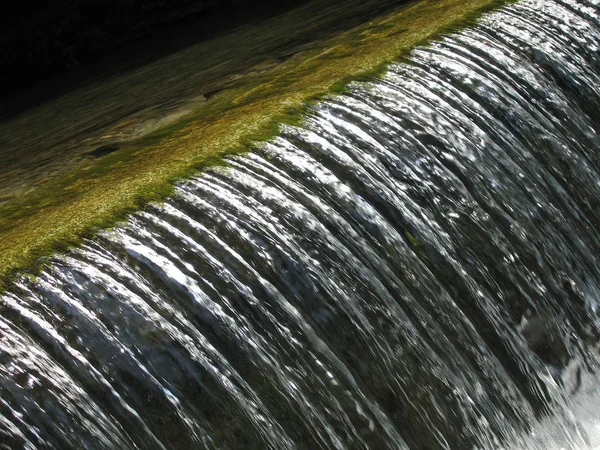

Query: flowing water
2;0;600;448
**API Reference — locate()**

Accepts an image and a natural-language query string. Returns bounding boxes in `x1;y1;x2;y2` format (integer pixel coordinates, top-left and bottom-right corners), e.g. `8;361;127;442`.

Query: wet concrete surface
0;0;405;207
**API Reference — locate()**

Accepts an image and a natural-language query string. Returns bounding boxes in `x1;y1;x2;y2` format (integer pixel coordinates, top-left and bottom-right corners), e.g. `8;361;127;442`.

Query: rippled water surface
2;0;600;448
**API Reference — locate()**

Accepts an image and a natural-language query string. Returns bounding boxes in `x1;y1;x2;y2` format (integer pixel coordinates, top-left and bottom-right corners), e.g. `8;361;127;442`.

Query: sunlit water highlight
1;0;600;448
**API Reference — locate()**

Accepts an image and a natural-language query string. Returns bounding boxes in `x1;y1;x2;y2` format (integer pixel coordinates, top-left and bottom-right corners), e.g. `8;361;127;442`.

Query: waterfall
1;0;599;448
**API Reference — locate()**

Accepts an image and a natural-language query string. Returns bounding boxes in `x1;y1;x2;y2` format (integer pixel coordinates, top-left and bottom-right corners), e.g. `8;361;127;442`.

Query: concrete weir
0;0;512;286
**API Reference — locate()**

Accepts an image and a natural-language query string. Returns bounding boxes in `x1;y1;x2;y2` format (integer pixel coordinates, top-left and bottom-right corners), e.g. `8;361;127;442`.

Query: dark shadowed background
0;0;310;115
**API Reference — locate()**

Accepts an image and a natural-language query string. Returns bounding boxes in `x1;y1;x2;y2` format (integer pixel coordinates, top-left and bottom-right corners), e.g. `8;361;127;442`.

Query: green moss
0;0;514;290
404;230;428;261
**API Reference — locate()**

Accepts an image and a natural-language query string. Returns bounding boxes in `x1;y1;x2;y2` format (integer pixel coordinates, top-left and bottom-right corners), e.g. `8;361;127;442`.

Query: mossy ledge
0;0;515;289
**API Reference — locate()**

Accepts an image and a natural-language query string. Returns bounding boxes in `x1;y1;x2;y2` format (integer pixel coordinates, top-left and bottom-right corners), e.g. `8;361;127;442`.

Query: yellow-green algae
0;0;515;289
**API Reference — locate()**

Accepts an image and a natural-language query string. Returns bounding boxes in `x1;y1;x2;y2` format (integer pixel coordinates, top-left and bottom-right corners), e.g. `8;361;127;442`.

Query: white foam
508;369;600;450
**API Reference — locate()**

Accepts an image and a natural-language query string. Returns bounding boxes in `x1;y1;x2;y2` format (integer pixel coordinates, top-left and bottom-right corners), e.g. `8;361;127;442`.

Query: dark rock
88;143;120;158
